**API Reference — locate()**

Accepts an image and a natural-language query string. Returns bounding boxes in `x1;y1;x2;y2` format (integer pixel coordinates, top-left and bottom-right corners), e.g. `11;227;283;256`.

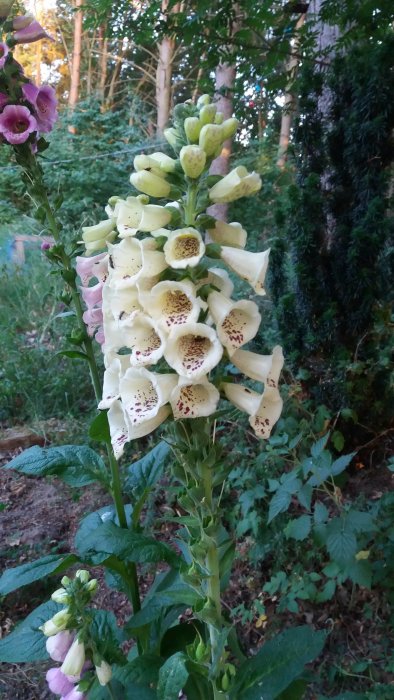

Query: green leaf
285;515;311;541
116;654;163;686
0;553;78;596
89;411;111;443
345;559;372;588
230;626;326;700
125;441;171;496
345;510;377;533
315;579;336;603
157;652;189;700
331;452;356;476
76;520;178;566
325;521;357;566
268;489;292;523
311;434;329;458
4;444;108;487
332;430;345;452
57;349;89;360
314;502;329;524
277;679;308;700
89;609;126;664
0;601;59;662
297;484;313;510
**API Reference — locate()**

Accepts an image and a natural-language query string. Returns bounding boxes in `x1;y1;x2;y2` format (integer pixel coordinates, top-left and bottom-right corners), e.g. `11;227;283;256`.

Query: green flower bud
51;588;70;604
137;194;150;204
214;111;224;124
75;569;90;583
199;103;217;125
195;640;206;661
221;673;230;691
130;170;172;198
180;145;207;179
221;117;239;140
197;94;211;108
164;127;178;149
149;151;177;173
184;117;202;143
61;576;71;587
86;578;98;593
199;124;224;156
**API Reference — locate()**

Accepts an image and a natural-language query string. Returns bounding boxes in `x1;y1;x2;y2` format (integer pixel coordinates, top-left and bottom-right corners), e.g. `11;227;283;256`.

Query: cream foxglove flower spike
207;220;247;248
120;367;177;426
231;345;284;386
220;246;270;296
115;197;171;238
108;238;167;289
81;219;116;253
130;170;172;198
222;383;283;439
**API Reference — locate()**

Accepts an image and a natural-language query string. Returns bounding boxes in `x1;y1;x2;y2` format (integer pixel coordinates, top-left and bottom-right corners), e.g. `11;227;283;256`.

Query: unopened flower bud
61;638;85;677
61;576;71;587
221;117;239;140
197;94;210;108
195;640;206;661
85;578;98;593
199;103;217;125
51;588;70;604
41;610;71;636
221;672;230;691
214;112;224;124
95;660;112;686
75;569;90;583
163;127;178;149
184;116;201;143
180;145;206;179
137;194;150;204
130;170;171;198
199;124;224;156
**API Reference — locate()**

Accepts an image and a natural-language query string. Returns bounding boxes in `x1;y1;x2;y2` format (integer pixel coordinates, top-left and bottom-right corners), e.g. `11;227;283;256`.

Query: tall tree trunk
277;11;307;169
99;26;108;102
155;0;180;133
68;0;83;111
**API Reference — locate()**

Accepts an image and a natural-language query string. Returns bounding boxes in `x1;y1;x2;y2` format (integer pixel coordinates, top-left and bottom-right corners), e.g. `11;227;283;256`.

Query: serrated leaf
285;515;311;541
0;553;78;596
0;601;59;662
157;652;189;700
326;521;357;566
268;489;291;523
89;610;126;664
315;579;336;603
311;434;329;458
345;510;377;533
76;520;178;566
4;444;108;487
230;626;326;699
332;431;345;452
314;502;329;524
297;484;313;510
344;559;372;588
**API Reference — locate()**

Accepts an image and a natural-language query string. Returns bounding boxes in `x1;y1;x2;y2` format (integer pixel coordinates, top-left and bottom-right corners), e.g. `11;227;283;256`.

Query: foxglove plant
0;10;326;695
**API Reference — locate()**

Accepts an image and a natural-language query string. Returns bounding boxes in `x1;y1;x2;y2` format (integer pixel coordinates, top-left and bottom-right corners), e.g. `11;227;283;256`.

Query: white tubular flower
108;238;167;289
120;367;177;426
220;246;270;296
102;283;141;325
180;145;206;179
150;227;170;239
231;345;284;386
61;638;85;677
207;220;247;248
249;386;283;439
116;197;171;238
205;267;234;297
207;291;261;355
130;170;171;198
140;280;201;332
170;377;220;419
120;312;166;366
95;660;112;687
208;166;262;204
40;610;71;637
81;219;116;253
163;228;205;269
107;400;129;459
222;383;261;416
128;405;171;440
164;322;223;380
98;358;123;409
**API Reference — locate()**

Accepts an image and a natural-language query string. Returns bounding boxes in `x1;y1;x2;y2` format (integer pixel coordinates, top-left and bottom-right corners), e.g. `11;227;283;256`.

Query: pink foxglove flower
46;667;75;696
46;630;75;662
61;688;85;700
0;42;9;69
12;15;53;44
75;252;108;287
0;104;37;144
22;83;58;132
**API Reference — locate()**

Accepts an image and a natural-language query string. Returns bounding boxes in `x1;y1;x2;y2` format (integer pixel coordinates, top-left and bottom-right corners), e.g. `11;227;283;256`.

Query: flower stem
184;181;198;226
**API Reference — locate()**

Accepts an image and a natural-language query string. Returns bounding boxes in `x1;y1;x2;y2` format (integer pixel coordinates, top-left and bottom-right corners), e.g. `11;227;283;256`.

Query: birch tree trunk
68;0;83;111
155;0;180;133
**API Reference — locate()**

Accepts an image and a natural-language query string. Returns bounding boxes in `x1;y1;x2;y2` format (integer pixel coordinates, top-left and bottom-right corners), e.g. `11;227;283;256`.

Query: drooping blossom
163;228;205;269
46;631;75;662
22;83;58;132
95;660;112;686
170;377;220;419
0;42;9;69
208;166;262;203
61;638;85;677
46;667;75;696
207;291;261;355
0;104;37;144
12;15;53;44
220;246;270;296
